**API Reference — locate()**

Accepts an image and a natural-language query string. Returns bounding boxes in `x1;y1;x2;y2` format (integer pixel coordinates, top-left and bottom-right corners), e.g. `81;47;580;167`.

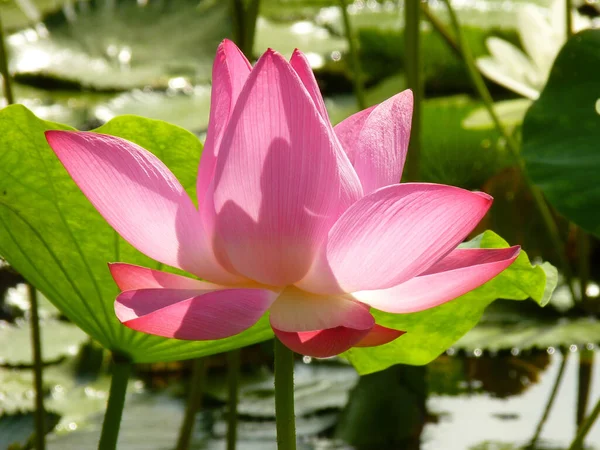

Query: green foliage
0;105;272;363
344;231;556;375
522;29;600;236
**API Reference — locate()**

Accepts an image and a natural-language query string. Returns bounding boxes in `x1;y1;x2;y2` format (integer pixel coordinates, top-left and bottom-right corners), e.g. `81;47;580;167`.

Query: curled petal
115;287;277;340
108;263;217;291
297;183;493;294
197;39;252;205
210;49;360;286
334;90;413;193
353;246;520;313
353;324;405;348
273;327;372;358
46;131;241;284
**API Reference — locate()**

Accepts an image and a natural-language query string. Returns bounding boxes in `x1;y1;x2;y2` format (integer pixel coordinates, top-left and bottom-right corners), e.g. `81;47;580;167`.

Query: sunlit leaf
0;105;272;363
344;231;555;375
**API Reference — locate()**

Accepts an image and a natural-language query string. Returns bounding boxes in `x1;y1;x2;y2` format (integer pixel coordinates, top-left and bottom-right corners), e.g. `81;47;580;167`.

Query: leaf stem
437;0;577;302
404;0;422;181
28;285;46;450
230;0;261;58
339;0;366;110
0;13;14;105
175;358;207;450
274;338;296;450
568;396;600;450
566;0;573;39
527;351;569;448
98;353;132;450
227;350;241;450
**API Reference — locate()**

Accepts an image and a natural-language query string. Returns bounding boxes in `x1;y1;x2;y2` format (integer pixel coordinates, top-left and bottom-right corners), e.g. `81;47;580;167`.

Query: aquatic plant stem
566;0;573;39
576;350;594;426
175;358;207;450
438;0;577;302
28;285;46;450
0;13;14;105
227;350;241;450
98;353;132;450
339;0;366;110
576;227;590;304
568;397;600;450
274;338;296;450
230;0;261;58
404;0;422;181
527;351;569;448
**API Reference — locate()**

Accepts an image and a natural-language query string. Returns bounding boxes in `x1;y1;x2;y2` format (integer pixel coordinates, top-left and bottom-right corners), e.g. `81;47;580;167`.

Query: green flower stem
175;358;207;450
566;0;573;39
527;352;569;448
404;0;422;181
230;0;261;58
339;0;366;110
227;350;241;450
576;227;590;304
438;0;577;302
274;338;296;450
98;353;132;450
28;285;46;450
568;397;600;450
0;13;14;105
576;350;594;426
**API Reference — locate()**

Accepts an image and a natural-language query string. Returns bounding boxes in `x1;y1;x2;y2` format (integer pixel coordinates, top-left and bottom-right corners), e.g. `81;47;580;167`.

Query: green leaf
0;319;88;366
0;105;273;363
462;98;532;131
344;231;555;375
522;29;600;236
454;317;600;353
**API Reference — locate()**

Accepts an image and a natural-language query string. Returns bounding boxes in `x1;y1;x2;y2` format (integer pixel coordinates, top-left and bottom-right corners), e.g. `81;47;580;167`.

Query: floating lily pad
454;317;600;353
462;98;533;130
8;0;230;91
0;319;88;366
93;86;212;133
0;411;61;450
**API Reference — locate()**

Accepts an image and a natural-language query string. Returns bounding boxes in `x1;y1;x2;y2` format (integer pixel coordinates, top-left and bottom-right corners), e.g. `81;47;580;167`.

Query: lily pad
93;86;212;133
522;29;600;236
8;0;229;91
454;317;600;353
462;98;533;130
343;231;556;374
0;319;87;366
0;411;61;450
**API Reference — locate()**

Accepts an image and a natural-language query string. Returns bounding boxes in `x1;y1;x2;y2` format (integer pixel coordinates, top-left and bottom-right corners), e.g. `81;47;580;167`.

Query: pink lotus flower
45;40;519;358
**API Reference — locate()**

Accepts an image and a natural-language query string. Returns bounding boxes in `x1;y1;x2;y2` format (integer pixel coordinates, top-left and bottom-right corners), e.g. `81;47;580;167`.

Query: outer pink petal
333;90;413;194
115;287;277;340
46;131;241;285
353;324;406;348
269;287;374;332
210;49;360;286
197;39;252;205
108;263;218;291
353;246;520;313
297;183;493;294
289;49;329;121
273;327;372;358
289;49;363;214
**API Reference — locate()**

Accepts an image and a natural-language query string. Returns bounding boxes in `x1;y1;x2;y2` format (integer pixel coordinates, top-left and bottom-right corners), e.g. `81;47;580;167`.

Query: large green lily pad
0;105;272;363
522;29;600;236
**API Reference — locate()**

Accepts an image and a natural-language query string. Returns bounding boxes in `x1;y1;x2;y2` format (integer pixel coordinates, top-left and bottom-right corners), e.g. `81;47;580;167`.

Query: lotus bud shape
45;40;519;357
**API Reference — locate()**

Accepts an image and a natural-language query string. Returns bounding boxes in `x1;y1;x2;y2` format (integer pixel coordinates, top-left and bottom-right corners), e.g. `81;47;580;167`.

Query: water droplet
547;347;555;355
331;51;342;62
510;347;520;356
586;343;595;351
473;348;483;357
68;422;77;431
302;356;312;364
569;344;578;352
446;348;456;356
